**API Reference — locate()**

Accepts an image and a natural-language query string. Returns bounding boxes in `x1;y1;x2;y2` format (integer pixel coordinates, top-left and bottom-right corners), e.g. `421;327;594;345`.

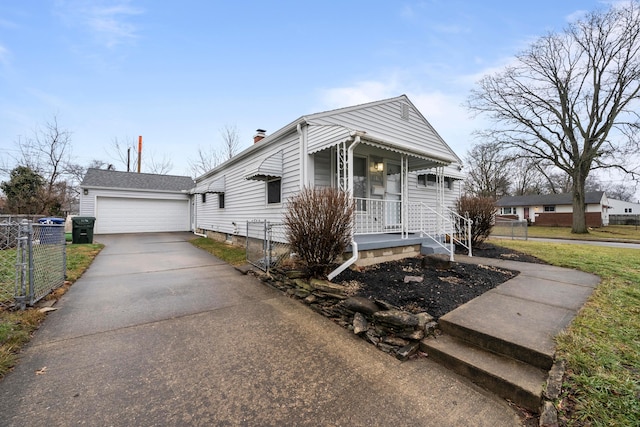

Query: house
495;191;609;227
79;169;195;234
607;197;640;225
194;95;469;272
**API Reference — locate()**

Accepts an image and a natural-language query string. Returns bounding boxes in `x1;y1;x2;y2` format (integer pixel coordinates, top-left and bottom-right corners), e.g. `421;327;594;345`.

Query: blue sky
0;0;615;180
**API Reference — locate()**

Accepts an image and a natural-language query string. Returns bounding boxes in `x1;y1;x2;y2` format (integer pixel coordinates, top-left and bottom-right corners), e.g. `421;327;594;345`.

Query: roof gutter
327;135;360;281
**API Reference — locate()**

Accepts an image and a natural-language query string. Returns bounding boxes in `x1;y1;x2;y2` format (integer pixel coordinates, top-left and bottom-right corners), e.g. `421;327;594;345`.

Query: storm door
384;162;402;230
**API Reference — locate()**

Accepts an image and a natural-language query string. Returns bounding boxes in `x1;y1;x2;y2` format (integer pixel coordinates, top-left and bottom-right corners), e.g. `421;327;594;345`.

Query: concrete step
438;316;554;370
421;335;546;412
420;242;449;256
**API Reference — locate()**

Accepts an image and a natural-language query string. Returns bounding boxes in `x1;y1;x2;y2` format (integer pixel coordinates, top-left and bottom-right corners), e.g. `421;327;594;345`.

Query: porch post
436;166;445;238
401;154;409;239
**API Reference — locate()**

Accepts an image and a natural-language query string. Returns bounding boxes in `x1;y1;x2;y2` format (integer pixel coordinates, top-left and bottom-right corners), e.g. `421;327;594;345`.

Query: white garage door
95;197;190;234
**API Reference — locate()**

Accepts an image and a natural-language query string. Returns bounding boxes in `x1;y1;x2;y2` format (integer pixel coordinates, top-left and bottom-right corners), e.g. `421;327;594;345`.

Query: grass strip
524;225;640;242
0;243;103;379
493;240;639;426
189;237;246;266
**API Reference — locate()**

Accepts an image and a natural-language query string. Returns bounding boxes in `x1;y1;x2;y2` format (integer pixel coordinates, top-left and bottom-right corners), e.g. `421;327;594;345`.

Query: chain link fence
0;221;66;309
491;219;529;240
246;220;290;272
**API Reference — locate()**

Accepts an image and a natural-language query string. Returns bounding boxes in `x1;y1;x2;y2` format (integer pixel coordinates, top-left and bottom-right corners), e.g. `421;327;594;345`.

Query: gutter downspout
297;123;308;188
327;134;360;281
192;190;207;238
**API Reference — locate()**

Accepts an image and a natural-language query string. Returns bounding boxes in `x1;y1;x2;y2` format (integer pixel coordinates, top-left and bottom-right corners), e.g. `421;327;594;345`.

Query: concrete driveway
0;233;520;426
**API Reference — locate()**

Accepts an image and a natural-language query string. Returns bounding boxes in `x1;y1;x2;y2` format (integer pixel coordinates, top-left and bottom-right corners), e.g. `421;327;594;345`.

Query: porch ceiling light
375;162;384;172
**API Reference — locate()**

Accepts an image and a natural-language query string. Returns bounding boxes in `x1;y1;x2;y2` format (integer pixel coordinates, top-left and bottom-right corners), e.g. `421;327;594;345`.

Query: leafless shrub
456;196;497;248
284;187;354;278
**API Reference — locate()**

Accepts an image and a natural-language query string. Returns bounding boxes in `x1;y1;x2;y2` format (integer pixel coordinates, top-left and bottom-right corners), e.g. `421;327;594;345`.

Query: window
417;174;437;187
445;177;453;190
267;178;281;204
501;207;515;215
218;193;225;209
201;193;206;203
543;205;555;212
625;208;633;213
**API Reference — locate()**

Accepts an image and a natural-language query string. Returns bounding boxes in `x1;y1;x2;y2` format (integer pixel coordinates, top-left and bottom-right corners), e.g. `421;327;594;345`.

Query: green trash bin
72;217;96;244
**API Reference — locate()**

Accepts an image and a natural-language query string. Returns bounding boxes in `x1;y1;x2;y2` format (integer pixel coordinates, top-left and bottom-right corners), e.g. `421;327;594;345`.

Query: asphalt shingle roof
496;191;605;207
81;168;194;192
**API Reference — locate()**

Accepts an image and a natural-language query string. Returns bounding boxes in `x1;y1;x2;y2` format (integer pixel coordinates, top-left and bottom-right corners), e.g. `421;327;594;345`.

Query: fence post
15;221;29;310
27;222;35;306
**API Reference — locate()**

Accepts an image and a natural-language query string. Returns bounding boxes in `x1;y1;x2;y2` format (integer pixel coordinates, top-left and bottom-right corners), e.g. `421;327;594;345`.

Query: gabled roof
496;191;606;207
81;168;194;192
197;94;460;182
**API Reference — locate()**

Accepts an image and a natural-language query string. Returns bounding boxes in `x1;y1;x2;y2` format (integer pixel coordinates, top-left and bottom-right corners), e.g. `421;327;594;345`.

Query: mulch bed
336;243;545;319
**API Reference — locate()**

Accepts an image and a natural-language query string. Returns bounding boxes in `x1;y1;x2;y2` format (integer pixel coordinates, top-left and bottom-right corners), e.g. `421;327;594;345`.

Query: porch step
420;241;449;256
420;334;546;412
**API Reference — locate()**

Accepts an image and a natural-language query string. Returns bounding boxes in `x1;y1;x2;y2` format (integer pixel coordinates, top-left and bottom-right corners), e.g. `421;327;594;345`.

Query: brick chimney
253;129;266;144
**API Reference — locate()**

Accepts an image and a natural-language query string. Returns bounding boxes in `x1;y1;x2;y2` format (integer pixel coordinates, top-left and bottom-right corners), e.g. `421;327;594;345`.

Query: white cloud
318;79;401;110
54;0;143;48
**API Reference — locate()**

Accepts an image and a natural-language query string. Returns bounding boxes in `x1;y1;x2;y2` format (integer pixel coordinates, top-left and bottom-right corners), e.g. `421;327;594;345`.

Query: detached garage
79;169;195;234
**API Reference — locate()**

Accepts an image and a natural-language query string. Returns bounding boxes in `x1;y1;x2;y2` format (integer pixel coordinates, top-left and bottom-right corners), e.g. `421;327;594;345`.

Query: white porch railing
353;198;473;259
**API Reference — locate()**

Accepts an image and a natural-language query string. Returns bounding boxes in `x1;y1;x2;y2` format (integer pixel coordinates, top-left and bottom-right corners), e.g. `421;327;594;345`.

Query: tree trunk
571;172;588;234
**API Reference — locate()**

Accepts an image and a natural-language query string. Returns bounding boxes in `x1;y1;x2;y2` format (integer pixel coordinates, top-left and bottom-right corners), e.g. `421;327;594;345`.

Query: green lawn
493;240;640;426
524;225;640;242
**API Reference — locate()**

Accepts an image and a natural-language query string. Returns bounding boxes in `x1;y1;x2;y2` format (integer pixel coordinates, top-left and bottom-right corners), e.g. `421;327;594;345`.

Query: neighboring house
79;169;195;234
607;197;640;225
496;191;610;227
194;95;467;269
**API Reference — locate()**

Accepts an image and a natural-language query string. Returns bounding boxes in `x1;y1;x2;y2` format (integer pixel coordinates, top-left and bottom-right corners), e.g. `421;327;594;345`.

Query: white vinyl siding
195;131;299;235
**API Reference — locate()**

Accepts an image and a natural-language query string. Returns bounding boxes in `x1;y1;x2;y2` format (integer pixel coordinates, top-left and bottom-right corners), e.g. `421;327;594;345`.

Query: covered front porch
319;132;471;279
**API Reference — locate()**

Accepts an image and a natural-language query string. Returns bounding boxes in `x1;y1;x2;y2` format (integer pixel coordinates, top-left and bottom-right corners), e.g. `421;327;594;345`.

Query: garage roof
81;168;194;192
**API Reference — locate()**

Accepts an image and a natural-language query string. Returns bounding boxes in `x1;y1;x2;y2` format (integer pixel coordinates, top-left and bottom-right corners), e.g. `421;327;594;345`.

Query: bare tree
13;116;72;194
468;2;640;233
188;145;222;178
146;152;174;175
8;115;74;214
220;124;240;161
108;137;173;174
108;136;138;172
463;142;511;199
508;156;546;196
187;124;241;178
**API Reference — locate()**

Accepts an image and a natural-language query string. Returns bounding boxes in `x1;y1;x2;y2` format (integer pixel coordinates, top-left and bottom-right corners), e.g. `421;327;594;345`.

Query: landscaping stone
416;312;434;328
396;342;420;361
539;401;558;427
353;312;368;335
544;360;565;400
293;279;313;291
403;275;423;283
382;336;410;347
342;296;380;316
285;270;306;279
397;329;425;341
261;268;438;362
373;310;419;328
310;279;346;295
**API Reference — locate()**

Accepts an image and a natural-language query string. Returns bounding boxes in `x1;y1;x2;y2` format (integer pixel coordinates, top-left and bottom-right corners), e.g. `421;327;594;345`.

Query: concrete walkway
452;255;600;367
0;233;520;427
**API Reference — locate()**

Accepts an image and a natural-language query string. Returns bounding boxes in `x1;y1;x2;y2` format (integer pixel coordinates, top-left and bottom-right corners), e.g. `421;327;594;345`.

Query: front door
385;162;401;230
